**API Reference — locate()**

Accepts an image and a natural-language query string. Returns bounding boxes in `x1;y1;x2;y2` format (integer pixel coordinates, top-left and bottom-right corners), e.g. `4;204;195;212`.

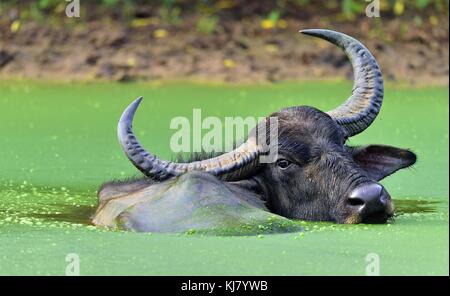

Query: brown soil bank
0;16;448;85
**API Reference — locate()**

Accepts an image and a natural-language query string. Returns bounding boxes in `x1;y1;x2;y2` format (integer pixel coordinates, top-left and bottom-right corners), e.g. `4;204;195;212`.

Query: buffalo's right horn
117;97;262;181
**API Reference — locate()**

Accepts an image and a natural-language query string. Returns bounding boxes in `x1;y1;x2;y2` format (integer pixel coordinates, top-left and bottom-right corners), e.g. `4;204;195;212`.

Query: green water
0;80;448;275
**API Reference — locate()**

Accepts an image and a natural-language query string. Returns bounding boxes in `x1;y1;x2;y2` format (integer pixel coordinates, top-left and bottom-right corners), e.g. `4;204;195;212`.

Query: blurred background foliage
1;0;448;28
1;0;447;83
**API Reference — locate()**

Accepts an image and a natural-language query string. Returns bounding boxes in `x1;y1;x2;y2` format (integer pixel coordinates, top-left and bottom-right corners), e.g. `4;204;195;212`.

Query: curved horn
301;29;384;137
118;97;261;181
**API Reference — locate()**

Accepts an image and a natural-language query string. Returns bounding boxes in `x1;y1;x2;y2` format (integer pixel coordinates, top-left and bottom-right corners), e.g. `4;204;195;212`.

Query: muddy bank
0;16;448;85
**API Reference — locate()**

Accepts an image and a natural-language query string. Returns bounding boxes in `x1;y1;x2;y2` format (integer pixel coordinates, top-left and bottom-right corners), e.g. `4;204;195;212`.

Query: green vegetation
0;80;448;275
1;0;448;22
1;0;446;42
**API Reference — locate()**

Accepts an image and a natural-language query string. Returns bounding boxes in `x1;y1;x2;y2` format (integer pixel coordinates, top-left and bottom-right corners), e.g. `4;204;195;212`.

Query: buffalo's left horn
301;29;384;137
117;97;262;181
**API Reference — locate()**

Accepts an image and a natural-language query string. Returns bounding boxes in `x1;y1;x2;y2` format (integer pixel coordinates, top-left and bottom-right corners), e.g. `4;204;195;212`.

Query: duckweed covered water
0;80;448;275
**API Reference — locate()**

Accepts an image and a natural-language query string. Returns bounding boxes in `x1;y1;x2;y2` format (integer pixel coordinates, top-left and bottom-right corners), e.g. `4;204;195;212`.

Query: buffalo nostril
347;183;387;214
347;197;365;207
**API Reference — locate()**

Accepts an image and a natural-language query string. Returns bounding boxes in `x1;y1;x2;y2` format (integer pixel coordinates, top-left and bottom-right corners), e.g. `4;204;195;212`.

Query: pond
0;80;448;275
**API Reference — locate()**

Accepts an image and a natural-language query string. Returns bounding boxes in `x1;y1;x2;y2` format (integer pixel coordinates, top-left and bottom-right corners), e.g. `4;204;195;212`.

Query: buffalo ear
351;145;417;181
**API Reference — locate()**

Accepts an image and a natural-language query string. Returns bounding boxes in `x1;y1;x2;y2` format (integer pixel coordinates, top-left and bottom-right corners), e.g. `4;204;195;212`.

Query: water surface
0;80;448;275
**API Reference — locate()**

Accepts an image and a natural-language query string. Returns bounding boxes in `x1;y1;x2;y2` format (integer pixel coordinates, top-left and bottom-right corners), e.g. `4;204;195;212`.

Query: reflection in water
29;200;442;224
2;198;440;226
394;199;439;215
21;204;96;225
40;200;439;225
0;184;98;226
0;205;96;225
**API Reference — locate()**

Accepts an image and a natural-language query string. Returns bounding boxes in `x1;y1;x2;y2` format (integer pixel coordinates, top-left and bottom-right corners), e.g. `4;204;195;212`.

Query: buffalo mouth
360;211;394;224
342;207;395;224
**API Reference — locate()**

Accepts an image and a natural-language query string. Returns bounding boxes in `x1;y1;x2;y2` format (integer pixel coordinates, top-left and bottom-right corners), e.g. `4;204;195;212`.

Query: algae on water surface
0;81;448;275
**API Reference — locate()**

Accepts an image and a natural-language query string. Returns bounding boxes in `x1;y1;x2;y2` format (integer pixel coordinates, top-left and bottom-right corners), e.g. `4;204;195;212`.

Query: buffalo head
106;29;416;227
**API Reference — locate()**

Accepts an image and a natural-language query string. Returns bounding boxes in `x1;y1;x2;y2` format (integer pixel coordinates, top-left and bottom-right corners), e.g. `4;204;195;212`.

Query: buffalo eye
276;159;292;169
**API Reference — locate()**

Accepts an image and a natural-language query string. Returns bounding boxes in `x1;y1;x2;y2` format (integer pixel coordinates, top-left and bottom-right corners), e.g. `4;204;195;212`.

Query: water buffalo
93;29;416;233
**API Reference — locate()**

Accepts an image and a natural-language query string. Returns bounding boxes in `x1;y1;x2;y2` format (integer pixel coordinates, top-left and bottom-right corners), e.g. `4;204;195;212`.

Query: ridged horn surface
117;97;261;181
301;29;384;137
